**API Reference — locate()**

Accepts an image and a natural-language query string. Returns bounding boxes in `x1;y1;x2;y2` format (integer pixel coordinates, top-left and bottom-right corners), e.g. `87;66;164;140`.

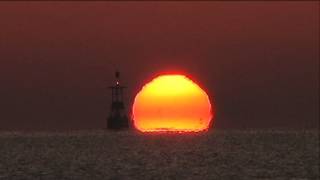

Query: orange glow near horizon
132;74;214;133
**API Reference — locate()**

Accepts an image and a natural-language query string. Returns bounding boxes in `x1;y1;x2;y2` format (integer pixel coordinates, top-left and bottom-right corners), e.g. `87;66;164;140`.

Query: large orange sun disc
132;74;214;132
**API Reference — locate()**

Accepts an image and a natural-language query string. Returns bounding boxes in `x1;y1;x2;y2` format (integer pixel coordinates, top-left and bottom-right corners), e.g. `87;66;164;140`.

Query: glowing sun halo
132;74;214;132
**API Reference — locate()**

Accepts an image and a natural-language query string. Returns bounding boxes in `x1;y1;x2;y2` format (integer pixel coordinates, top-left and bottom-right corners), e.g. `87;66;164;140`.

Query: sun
132;74;214;132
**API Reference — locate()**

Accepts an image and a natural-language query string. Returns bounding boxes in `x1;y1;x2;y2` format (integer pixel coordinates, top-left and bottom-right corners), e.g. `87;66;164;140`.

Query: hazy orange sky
0;2;318;130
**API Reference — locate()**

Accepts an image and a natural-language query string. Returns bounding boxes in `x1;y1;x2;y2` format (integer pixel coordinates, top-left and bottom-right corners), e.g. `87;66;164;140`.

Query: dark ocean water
0;130;318;179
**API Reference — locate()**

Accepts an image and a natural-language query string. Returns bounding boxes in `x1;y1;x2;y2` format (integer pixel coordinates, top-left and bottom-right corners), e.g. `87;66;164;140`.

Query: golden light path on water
132;74;214;133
